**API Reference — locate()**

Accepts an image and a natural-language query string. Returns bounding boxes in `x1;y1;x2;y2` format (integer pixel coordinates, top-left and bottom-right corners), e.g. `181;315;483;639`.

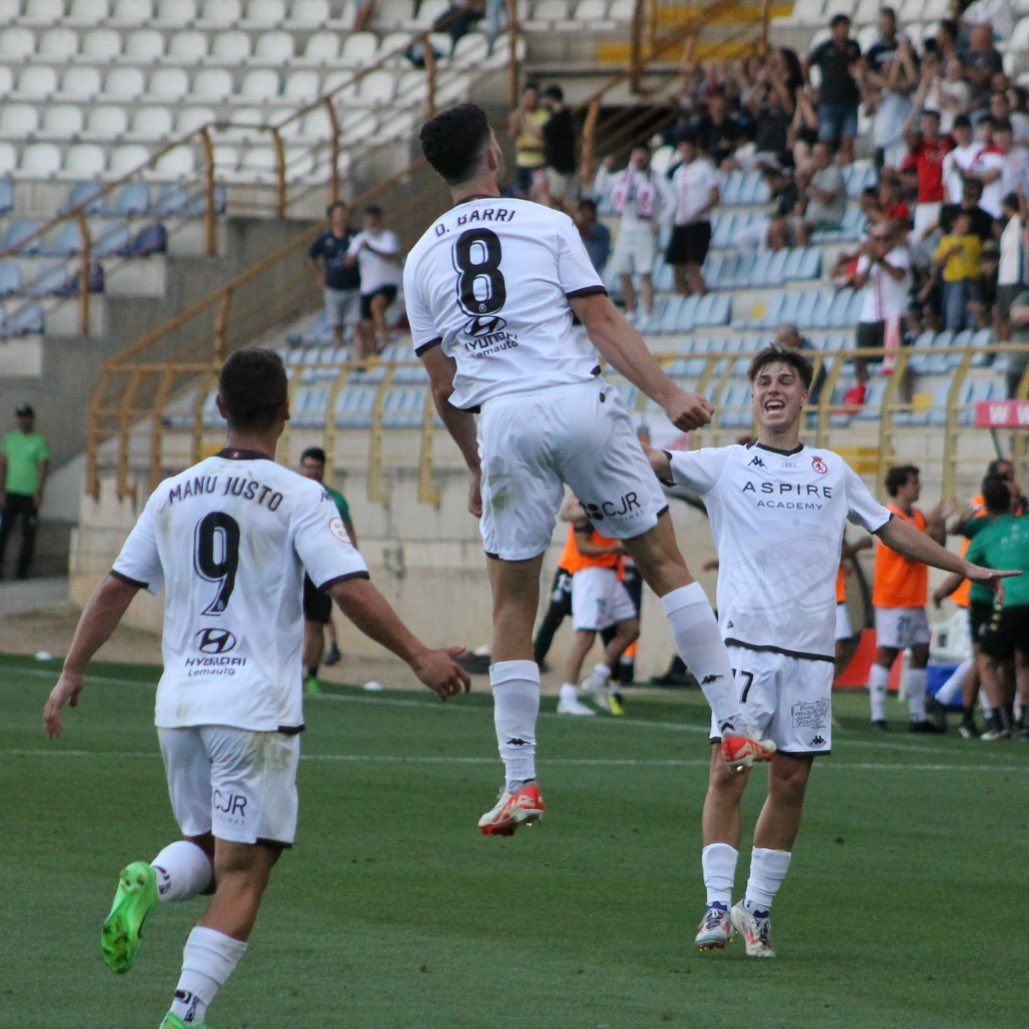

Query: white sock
559;682;578;702
490;660;539;791
744;848;792;912
661;584;739;729
589;662;612;683
868;663;889;722
936;659;972;706
702;842;738;907
170;926;247;1024
906;667;927;722
152;841;212;903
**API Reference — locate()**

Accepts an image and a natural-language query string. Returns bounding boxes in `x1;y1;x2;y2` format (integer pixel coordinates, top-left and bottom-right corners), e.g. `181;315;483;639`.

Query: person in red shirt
899;109;954;259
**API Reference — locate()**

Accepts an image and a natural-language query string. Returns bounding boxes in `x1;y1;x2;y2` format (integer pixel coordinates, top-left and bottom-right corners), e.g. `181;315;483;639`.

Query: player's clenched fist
662;390;714;431
413;646;472;700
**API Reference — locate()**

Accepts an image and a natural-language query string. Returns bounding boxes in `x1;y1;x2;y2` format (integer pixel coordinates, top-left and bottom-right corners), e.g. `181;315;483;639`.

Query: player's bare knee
770;756;812;807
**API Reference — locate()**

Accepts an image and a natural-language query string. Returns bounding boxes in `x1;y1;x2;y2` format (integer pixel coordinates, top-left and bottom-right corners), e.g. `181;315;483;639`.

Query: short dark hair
993;118;1013;133
880;6;896;19
542;84;563;101
746;344;813;390
326;201;347;217
420;103;492;185
921;108;941;121
578;197;597;213
981;474;1011;514
939;18;958;39
953;114;971;130
364;204;383;217
885;464;920;497
986;458;1013;478
300;446;327;465
218;348;288;431
830;12;850;27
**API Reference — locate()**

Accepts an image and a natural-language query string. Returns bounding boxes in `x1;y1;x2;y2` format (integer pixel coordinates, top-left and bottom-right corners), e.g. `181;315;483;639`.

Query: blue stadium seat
1;219;44;254
0;180;13;216
40;222;82;257
95;223;131;257
0;260;21;296
63;179;107;215
382;384;428;429
111;181;150;216
334;384;377;429
1;303;44;336
26;263;70;296
291;386;329;427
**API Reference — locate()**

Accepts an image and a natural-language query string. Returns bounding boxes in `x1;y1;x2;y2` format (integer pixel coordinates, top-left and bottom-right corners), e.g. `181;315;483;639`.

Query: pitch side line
3;749;1024;773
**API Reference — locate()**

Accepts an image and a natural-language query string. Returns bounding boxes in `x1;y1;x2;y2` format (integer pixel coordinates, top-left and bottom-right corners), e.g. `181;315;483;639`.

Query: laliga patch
329;517;348;542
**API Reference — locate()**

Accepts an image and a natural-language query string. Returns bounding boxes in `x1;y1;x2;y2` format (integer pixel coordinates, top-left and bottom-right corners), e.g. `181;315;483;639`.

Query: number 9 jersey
403;197;607;410
111;449;369;734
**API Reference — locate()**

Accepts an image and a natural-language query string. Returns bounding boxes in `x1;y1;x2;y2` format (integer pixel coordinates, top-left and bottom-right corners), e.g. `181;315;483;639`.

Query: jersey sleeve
667;447;730;495
111;492;165;594
380;229;401;256
402;250;442;355
843;463;892;533
555;214;606;298
292;484;368;591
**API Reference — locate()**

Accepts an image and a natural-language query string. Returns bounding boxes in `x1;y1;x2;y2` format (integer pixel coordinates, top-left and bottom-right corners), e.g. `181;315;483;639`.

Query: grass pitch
2;652;1026;1028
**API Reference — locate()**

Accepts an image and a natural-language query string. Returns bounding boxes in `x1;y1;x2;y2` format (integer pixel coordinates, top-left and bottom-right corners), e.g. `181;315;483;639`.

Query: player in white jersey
42;349;469;1028
647;345;1015;958
406;103;776;837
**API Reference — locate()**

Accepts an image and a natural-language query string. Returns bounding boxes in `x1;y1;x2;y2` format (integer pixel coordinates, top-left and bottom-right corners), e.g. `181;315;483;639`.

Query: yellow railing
91;343;1029;506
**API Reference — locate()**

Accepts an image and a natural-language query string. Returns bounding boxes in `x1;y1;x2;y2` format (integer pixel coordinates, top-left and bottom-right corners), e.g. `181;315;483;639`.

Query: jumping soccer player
647;345;1015;957
405;103;775;838
42;349;469;1028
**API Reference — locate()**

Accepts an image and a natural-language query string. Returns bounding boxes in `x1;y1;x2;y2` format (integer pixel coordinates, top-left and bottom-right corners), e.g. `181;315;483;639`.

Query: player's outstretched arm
876;516;1021;590
329;576;471;700
43;574;140;738
570;293;713;431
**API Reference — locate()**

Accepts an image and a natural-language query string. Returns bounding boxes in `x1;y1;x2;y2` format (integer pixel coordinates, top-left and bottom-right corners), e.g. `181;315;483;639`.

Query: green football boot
101;860;158;973
160;1013;210;1029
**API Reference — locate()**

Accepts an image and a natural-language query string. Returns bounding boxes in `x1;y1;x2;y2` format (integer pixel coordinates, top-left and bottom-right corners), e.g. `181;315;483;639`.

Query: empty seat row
742;288;865;331
0;301;45;337
703;247;822;289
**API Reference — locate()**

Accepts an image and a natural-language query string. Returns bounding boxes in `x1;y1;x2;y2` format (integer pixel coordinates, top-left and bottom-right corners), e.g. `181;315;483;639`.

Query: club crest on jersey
812;455;828;475
464;314;508;337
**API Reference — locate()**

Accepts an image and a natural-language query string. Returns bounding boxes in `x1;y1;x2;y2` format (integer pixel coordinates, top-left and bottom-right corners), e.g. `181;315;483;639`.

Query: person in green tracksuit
0;403;51;580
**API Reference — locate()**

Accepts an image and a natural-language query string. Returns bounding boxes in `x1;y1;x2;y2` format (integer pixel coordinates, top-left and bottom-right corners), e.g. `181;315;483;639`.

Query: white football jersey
404;197;606;410
668;442;891;661
112;449;368;733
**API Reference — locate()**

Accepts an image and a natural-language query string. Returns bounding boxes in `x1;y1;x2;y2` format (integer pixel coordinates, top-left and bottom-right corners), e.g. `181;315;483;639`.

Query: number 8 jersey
403;197;607;410
112;449;368;734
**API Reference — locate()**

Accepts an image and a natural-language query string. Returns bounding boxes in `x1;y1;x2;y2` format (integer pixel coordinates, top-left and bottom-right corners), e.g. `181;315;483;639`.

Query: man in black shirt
540;85;576;207
805;13;862;163
694;92;742;168
938;178;996;240
307;202;361;349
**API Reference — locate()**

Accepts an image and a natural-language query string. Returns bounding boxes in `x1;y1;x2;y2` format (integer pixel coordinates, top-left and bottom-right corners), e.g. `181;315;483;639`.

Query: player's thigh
710;648;777;740
767;656;833;756
159;727;215;837
477;395;565;561
199;727;301;848
554;381;668;541
571;567;619;632
834;602;853;642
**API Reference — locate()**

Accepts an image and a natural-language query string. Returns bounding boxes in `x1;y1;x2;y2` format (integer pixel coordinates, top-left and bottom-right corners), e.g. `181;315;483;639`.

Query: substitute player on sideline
647;345;1015;958
405;103;774;838
42;349;469;1029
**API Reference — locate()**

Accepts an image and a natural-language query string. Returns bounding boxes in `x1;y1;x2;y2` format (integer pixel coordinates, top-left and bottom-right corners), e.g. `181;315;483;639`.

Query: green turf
2;654;1026;1028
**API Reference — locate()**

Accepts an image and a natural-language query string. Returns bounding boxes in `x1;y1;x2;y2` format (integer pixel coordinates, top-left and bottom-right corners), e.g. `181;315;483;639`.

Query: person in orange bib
867;464;952;731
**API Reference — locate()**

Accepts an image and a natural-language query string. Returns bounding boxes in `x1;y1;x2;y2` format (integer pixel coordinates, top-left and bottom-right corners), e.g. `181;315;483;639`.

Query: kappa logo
507;738;529;747
809;735;826;746
464;314;508;337
701;674;723;685
195;627;238;655
749;456;765;468
811;455;828;475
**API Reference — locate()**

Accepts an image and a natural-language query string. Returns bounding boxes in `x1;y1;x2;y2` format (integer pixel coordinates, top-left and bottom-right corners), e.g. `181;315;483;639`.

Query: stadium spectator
594;143;675;321
964;23;1004;117
774;322;826;405
961;0;1015;40
575;198;611;274
790;84;823;168
507;83;548;198
694;92;744;169
1008;287;1029;396
942;116;982;203
433;1;485;56
933;18;961;67
867;176;912;228
899;109;954;258
805;13;862;163
298;446;357;693
665;134;720;296
484;0;507;54
966;117;1016;217
346;204;402;360
866;464;951;732
993;192;1025;338
932;210;982;330
739;55;795;168
307;202;361;350
796;141;847;242
921;54;972;135
538;85;576;208
861;10;918;170
41;349;468;1028
0;404;49;581
938;177;995;240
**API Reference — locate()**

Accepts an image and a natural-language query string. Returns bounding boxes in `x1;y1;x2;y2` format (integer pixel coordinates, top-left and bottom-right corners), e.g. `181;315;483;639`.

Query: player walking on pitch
42;349;469;1028
405;103;775;839
647;345;1017;957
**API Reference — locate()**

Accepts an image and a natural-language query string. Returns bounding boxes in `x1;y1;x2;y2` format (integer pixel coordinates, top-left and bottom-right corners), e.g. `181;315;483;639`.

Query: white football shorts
477;378;668;560
874;606;931;650
571;566;637;631
710;645;834;755
834;601;853;642
608;224;659;277
159;726;301;847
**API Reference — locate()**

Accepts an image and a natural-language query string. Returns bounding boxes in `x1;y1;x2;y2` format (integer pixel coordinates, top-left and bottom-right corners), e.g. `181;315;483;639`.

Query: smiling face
751;360;808;434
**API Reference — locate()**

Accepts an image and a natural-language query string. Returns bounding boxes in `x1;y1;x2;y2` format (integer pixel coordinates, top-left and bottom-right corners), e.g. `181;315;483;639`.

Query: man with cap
0;404;51;579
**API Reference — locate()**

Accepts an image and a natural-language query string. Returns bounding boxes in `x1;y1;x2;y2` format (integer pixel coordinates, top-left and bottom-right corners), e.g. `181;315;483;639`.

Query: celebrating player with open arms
42;349;469;1028
404;103;776;839
647;345;1018;957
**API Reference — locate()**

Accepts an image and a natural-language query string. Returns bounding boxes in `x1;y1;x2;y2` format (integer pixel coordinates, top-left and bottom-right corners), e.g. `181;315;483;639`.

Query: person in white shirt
852;221;911;385
966;117;1010;218
665;134;720;296
942;115;982;203
42;348;469;1028
996;191;1026;339
406;103;775;838
346;204;403;360
646;345;1013;958
593;142;675;320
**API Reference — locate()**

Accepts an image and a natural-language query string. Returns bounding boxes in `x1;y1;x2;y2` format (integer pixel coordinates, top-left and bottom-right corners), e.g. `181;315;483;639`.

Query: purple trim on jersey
277;724;305;735
565;285;608;299
724;637;834;664
110;569;148;590
752;441;805;457
317;569;371;592
872;512;896;533
453;193;503;206
414;337;443;356
215;447;274;461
